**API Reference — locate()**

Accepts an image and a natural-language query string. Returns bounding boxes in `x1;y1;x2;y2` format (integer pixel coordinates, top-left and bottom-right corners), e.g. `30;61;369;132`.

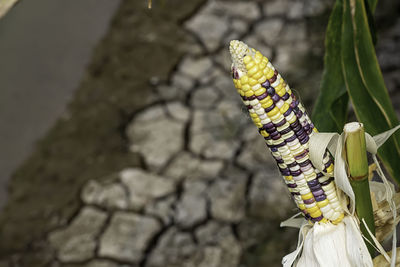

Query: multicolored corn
229;40;344;224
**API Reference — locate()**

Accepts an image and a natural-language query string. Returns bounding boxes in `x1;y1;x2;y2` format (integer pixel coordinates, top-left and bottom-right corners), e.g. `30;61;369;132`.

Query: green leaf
341;0;400;183
312;0;349;133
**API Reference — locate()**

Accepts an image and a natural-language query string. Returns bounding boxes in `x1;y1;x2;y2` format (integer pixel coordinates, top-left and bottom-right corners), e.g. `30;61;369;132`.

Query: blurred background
0;0;399;266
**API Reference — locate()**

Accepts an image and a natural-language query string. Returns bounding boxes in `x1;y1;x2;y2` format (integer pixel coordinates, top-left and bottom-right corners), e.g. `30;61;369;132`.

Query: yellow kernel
252;117;261;123
267;107;279;117
266;68;274;79
301;192;314;200
236;80;242;89
280;103;289;114
260;130;269;137
285;175;293;181
259;62;267;70
287;88;292;95
245;90;255;97
246;59;255;68
248;65;259;76
332;213;344;224
320;218;329;223
261;99;273;109
258;75;267;84
255;51;262;59
277;88;286;97
317;199;329;208
310;210;322;218
255;87;266;96
239;90;244;96
250;113;258;118
240;75;249;85
255;122;263;128
253;71;263;80
243;55;252;64
242;84;251;92
260;96;271;104
298;204;306;210
249;78;258;86
326;164;334;173
307;206;319;214
313;128;319;133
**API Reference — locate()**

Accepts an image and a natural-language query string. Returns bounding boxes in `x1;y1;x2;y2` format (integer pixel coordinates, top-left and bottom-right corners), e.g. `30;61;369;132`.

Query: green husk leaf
341;0;400;184
312;0;348;133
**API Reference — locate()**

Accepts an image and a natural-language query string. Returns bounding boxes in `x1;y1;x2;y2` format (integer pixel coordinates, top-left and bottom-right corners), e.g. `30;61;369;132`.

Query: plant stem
344;122;376;257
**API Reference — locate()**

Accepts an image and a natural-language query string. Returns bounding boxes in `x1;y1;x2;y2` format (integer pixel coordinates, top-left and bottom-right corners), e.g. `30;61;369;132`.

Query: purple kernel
282;93;290;100
275;118;287;127
287;183;297;188
270;75;277;83
304;124;310;131
291;192;300;196
257;92;268;100
310;184;322;191
293;126;302;133
296;129;305;137
275;141;286;148
265;104;275;112
299;159;311;167
276;158;284;164
280;127;291;135
271;134;281;140
320;178;334;186
285;134;297;143
283;108;293;117
281;169;291;176
290;120;300;128
287;162;298;168
291;169;302;176
313;189;325;197
263;122;274;129
270;147;278;152
271;94;280;102
247;105;253;110
303;198;315;205
315;194;327;202
267;86;275;95
294;150;308;160
307;179;319;187
312;215;324;222
270;130;279;136
248;95;256;100
300;135;310;145
261;80;270;88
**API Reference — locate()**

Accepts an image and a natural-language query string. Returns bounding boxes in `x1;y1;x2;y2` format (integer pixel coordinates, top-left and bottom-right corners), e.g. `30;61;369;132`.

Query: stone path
1;0;400;266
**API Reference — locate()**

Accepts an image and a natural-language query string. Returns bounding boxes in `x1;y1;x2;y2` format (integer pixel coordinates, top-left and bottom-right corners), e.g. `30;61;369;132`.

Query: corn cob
229;40;344;224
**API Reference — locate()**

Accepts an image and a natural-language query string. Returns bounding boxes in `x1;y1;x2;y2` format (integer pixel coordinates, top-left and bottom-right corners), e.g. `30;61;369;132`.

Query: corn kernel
298;204;306;210
332;213;344;224
317;199;329;208
249;78;258;86
267;107;279;117
246;61;255;69
280;103;289;114
243;55;252;64
258;75;267;84
255;87;266;96
248;65;259;76
310;210;322;218
260;130;269;137
307;205;319;214
253;71;263;80
245;90;255;97
301;192;314;200
266;68;274;79
240;75;249;85
326;164;334;173
242;84;251;92
261;99;273;109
